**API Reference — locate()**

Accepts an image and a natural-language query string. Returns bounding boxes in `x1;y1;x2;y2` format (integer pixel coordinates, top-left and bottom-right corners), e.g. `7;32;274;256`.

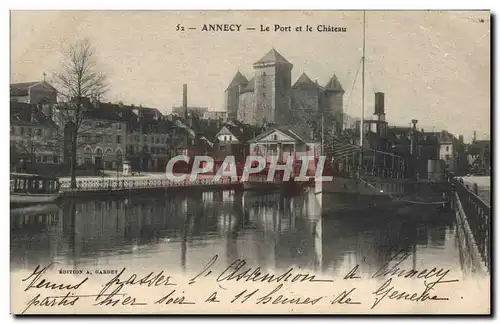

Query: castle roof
324;74;344;92
225;71;248;91
292;73;320;90
240;77;255;93
253;48;292;66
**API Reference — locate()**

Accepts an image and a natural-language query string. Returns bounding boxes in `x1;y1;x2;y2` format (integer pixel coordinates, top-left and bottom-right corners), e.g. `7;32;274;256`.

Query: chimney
411;119;418;132
183;84;188;120
473;130;477;142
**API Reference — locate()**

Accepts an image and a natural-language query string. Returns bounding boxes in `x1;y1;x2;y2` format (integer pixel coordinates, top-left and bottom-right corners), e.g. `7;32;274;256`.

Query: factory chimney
183;84;188;120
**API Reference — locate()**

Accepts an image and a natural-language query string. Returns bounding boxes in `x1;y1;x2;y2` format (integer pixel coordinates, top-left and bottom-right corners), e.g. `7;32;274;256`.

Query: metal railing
454;178;491;271
59;176;241;192
59;175;292;192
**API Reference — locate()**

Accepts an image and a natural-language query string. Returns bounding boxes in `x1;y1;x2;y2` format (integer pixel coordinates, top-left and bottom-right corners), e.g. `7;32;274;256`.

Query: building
10;80;58;104
466;139;491;174
247;125;321;164
172;106;209;118
74;101;128;170
225;48;344;134
214;120;261;161
433;130;457;174
10;102;59;168
203;110;228;121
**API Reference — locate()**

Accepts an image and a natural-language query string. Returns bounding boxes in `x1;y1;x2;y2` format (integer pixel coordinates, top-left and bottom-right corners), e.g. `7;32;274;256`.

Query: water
10;188;470;278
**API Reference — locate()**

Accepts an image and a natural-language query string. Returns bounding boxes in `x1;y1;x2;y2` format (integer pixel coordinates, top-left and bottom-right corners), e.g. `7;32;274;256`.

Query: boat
10;173;61;205
316;11;449;214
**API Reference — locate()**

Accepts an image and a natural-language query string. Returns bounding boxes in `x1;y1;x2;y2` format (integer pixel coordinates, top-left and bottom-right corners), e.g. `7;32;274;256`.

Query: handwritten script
17;250;460;314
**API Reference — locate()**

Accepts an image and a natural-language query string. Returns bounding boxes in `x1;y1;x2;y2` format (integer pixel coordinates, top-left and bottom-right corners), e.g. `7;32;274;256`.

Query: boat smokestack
374;92;385;115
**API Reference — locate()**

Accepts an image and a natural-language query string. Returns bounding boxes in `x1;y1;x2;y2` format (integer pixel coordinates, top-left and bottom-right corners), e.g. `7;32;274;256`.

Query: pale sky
10;10;490;141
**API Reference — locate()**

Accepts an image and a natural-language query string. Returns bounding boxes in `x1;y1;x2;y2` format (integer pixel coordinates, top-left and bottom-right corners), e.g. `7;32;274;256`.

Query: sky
10;10;490;141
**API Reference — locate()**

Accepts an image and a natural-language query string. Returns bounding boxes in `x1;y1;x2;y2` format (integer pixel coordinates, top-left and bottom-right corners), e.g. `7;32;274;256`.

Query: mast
360;11;366;168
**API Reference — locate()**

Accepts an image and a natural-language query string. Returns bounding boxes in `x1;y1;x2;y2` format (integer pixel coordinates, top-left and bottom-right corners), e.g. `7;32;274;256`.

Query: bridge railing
59;176;241;192
454;178;491;271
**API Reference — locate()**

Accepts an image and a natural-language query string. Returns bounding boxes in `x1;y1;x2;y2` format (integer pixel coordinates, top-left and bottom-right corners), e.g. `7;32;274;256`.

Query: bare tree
52;39;108;188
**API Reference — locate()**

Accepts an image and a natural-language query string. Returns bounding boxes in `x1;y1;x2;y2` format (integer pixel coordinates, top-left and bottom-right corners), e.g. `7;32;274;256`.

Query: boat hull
10;193;61;205
315;176;450;215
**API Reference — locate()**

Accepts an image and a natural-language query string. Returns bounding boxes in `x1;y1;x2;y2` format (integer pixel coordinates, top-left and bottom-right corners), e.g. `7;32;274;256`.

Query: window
10;126;14;135
42;156;48;163
446;146;449;152
20;127;24;135
445;154;451;160
36;128;42;137
47;155;53;163
116;135;121;144
117;123;122;130
142;146;148;153
53;155;59;163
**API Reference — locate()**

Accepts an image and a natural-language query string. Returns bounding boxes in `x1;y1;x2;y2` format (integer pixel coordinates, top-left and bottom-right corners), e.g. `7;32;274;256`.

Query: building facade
10;102;59;168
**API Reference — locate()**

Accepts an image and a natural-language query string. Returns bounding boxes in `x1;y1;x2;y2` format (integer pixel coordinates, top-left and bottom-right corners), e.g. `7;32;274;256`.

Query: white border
2;1;497;323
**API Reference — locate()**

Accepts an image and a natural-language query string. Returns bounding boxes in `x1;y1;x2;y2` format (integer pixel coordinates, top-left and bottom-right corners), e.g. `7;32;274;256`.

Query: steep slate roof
10;81;57;97
225;71;249;91
10;102;57;128
253;48;292;66
240;77;255;93
292;73;320;90
324;74;344;92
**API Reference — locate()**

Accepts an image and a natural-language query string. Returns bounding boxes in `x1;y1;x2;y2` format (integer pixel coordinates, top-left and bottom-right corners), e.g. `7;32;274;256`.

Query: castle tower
253;48;293;125
291;72;321;127
323;74;345;134
224;71;248;120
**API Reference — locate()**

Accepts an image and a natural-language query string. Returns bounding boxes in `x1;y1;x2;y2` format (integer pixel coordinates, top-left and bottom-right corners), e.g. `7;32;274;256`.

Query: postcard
9;9;491;315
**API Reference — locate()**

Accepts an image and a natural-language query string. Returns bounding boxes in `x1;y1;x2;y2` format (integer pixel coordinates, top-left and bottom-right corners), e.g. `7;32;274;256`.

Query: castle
224;48;345;134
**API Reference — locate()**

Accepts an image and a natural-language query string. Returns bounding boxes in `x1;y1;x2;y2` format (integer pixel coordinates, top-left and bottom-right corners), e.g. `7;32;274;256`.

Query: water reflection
11;189;467;278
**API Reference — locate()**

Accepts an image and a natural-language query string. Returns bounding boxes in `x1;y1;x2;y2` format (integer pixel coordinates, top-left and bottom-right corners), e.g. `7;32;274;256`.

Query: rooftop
253;48;293;67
